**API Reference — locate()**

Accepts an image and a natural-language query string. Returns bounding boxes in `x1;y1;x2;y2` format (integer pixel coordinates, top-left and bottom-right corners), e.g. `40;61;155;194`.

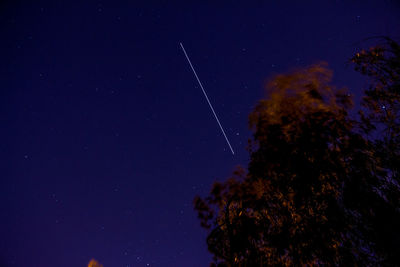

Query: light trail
180;42;235;155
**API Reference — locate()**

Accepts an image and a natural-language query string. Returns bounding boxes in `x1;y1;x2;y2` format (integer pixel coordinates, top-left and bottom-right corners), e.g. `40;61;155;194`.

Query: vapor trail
180;42;235;155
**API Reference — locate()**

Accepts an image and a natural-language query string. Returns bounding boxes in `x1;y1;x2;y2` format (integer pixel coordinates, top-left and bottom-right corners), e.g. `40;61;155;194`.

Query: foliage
88;259;103;267
350;36;400;266
195;39;400;266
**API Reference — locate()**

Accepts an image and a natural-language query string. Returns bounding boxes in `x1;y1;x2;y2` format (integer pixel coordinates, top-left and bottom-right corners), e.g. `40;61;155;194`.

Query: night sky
1;1;399;266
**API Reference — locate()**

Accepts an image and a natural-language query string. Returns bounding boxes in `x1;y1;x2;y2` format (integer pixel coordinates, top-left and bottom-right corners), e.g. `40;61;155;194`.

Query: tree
195;62;376;266
195;38;400;266
88;259;103;267
350;36;400;266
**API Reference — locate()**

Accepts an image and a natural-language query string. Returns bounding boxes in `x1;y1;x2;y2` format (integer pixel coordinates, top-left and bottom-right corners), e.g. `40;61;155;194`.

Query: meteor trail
180;42;235;155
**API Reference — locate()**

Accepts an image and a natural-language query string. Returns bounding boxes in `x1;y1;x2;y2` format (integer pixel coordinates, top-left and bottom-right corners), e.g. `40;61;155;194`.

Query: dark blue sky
1;1;399;266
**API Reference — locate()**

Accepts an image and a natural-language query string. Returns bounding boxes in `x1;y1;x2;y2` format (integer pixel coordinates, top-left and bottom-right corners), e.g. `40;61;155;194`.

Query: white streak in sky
180;42;235;155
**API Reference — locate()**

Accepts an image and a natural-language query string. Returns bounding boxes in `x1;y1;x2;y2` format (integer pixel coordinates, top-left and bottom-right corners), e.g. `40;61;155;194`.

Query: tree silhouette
349;36;400;266
195;46;400;266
